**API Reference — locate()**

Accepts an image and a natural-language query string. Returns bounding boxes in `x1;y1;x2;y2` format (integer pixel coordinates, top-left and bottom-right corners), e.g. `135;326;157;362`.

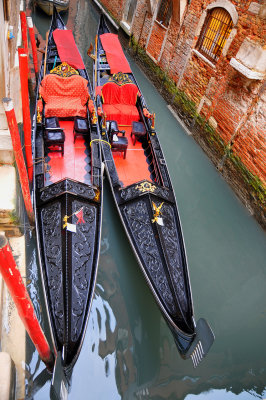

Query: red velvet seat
39;74;90;118
101;82;140;126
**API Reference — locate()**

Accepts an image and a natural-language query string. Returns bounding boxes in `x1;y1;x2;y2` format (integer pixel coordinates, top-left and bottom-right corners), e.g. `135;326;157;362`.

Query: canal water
26;1;266;399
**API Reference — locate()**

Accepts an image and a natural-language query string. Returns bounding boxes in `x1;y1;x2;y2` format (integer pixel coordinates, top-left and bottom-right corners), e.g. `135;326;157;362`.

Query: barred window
156;0;172;27
197;8;233;62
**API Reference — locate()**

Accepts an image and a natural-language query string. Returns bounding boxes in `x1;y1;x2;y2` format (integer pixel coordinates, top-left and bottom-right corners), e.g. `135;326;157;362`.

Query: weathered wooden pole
0;234;54;370
18;52;33;182
2;98;34;225
27;16;38;75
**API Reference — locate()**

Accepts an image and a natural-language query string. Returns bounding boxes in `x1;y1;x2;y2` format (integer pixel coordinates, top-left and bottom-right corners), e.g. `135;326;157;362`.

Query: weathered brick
100;0;266;185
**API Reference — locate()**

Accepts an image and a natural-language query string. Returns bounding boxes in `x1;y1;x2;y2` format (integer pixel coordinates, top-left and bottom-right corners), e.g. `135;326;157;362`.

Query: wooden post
0;234;54;370
19;52;33;182
2;98;34;225
27;16;38;75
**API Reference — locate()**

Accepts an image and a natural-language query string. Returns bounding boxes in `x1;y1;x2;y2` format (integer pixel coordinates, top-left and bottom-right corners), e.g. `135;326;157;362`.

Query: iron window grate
197;8;233;62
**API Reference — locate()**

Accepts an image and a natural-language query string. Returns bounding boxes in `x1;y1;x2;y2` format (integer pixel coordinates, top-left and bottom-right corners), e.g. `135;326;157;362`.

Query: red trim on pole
0;234;54;369
19;53;33;182
2;98;34;225
27;17;38;74
20;11;28;55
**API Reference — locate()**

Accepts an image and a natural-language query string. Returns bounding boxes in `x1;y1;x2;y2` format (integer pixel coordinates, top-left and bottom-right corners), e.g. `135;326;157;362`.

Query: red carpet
46;121;88;184
113;126;151;187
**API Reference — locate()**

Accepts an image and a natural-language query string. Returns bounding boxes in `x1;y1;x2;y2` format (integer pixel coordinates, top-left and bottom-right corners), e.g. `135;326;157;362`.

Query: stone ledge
0;130;13;151
230;58;265;80
0;166;16;222
0;130;14;165
0;352;16;400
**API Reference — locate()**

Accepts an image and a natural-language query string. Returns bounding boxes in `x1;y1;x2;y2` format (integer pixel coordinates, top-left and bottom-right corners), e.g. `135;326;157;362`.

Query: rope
32;157;46;165
90;139;111;148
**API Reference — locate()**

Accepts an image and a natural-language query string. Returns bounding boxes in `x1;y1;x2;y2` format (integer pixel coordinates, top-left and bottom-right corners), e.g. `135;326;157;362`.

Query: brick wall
146;22;166;60
98;0;266;186
99;0;125;21
132;0;266;185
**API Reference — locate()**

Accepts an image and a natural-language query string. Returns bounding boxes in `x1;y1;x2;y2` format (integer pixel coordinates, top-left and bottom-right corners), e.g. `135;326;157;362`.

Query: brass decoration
102;113;106;129
135;181;156;193
92;108;97;125
109;72;133;86
37;106;42;124
62;215;68;229
152;201;164;225
94;189;100;201
50;62;79;77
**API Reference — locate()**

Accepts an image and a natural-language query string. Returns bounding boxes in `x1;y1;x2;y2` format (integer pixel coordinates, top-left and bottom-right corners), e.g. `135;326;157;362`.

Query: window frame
197;7;233;63
156;0;173;28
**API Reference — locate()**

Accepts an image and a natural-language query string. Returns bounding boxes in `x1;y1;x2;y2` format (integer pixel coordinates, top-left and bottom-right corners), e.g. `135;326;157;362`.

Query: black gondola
32;7;103;379
93;15;214;367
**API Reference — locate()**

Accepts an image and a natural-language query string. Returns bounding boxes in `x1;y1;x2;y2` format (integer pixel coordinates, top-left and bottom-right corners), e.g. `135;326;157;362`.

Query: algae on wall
129;37;266;228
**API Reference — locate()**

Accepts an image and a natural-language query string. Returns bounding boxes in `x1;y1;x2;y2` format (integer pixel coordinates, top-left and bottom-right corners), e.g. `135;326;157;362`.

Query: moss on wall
129;37;266;227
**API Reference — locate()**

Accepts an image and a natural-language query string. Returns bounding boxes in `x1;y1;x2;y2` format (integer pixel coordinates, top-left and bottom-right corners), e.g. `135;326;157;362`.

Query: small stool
73;117;89;142
45;116;60;129
131;121;146;145
44;130;65;155
108;120;128;159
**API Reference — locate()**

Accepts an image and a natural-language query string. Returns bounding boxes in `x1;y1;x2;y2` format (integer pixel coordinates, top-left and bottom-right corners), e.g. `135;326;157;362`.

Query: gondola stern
183;318;215;367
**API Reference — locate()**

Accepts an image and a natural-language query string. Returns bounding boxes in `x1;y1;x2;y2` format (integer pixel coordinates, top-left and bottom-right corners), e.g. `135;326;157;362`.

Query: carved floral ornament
50;62;79;77
135;181;157;193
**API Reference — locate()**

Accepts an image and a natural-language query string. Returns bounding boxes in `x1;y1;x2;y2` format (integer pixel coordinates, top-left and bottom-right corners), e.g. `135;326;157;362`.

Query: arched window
156;0;173;27
197;7;233;62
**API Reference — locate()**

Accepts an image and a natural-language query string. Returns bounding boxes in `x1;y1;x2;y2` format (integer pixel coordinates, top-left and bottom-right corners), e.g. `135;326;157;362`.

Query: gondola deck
45;121;91;185
111;126;151;186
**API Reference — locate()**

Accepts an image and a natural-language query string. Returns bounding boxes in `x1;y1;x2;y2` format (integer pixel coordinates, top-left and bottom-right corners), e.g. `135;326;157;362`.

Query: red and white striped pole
2;98;34;225
0;233;54;370
18;52;33;182
27;16;38;75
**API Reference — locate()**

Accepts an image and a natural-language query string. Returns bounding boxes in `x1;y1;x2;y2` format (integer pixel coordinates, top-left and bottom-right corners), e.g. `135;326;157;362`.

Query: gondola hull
33;8;102;373
94;15;214;366
35;0;69;16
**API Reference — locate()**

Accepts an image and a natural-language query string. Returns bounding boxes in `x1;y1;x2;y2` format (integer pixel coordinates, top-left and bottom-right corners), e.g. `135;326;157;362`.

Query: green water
27;2;266;399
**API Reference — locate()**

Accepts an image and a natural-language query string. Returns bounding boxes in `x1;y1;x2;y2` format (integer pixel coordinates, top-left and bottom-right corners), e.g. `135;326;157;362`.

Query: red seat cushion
101;81;140;125
40;74;90;118
103;104;139;125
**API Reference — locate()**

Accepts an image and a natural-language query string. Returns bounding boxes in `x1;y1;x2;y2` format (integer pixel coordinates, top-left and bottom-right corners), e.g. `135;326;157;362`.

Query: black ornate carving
156;202;188;312
41;202;64;342
119;180;171;203
102;144;120;186
121;199;178;316
70;200;97;342
40;198;99;350
148;135;171;189
39;179;98;204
